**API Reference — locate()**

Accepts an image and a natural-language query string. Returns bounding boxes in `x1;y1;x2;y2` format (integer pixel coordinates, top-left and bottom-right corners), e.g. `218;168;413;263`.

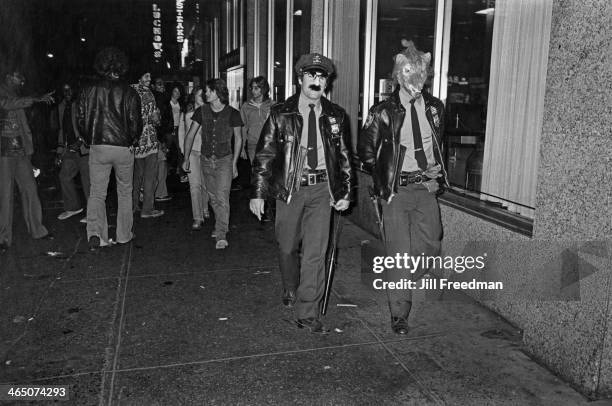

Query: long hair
205;78;229;105
248;76;270;101
93;47;129;78
186;86;203;112
169;83;185;112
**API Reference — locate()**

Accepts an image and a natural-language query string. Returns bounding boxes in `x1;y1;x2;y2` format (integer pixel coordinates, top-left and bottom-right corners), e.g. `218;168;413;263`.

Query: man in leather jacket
77;47;142;250
358;41;447;335
250;53;353;333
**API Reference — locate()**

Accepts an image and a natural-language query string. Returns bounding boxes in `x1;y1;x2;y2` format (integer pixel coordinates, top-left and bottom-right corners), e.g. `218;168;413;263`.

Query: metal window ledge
438;190;534;237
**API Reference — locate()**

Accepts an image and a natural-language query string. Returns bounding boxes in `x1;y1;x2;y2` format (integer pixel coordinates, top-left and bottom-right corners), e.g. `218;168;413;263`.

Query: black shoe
281;290;296;307
88;236;100;252
391;317;409;335
296;318;330;334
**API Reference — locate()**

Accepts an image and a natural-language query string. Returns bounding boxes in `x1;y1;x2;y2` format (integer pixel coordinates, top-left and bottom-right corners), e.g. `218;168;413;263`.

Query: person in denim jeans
77;48;142;250
178;87;210;230
181;79;243;249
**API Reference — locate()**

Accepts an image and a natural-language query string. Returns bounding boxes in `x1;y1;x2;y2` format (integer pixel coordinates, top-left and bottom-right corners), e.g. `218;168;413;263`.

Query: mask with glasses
303;70;328;80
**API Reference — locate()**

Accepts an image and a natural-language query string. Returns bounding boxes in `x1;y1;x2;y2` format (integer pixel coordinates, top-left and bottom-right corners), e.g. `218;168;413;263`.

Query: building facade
196;0;611;399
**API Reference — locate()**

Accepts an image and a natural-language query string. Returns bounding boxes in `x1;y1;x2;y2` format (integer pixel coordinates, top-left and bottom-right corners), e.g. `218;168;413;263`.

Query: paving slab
1;278;118;383
117;270;377;370
384;333;587;405
109;346;437;406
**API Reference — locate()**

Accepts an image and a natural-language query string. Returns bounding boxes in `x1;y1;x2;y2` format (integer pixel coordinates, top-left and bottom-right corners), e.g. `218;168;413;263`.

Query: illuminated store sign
152;3;163;60
176;0;185;43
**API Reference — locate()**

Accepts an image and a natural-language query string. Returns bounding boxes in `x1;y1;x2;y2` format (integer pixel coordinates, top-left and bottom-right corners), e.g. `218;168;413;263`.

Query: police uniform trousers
381;183;442;318
275;182;331;319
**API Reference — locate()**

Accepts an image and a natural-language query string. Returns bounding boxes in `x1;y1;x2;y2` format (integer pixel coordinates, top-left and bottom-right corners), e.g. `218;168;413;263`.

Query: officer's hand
423;179;439;194
249;198;265;220
333;199;350;212
181;159;190;173
232;163;238;179
240;148;247;160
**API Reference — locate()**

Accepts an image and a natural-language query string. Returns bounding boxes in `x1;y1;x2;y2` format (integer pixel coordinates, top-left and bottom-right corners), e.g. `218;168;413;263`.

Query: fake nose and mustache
309;84;322;91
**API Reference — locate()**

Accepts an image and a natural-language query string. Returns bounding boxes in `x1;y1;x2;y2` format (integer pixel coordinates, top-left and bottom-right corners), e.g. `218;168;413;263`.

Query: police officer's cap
294;53;334;76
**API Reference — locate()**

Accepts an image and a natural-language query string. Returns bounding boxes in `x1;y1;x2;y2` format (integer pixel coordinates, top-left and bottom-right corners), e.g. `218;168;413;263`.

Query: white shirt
171;100;181;127
398;92;435;172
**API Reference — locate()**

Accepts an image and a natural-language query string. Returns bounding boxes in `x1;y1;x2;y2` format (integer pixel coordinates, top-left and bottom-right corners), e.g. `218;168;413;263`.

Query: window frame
359;0;535;236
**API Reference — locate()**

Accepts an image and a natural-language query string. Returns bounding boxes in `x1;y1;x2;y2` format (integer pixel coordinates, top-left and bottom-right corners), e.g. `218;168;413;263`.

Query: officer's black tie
410;99;428;171
307;103;317;170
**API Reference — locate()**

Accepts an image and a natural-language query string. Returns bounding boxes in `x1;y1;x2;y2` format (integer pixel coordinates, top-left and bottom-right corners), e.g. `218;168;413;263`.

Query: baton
321;211;343;316
368;186;385;241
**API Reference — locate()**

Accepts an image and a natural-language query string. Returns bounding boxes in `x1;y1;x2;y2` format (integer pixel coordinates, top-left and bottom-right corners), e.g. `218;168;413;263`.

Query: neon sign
152;3;163;60
176;0;185;43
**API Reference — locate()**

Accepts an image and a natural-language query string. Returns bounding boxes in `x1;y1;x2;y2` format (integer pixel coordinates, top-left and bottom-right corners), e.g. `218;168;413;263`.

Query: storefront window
373;0;436;104
273;0;287;101
358;0;437;127
292;0;311;88
358;0;496;198
444;1;494;193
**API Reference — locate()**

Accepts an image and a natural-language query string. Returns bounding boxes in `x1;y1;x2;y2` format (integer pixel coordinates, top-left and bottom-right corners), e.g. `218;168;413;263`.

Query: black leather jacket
77;78;142;147
251;93;353;203
358;90;448;201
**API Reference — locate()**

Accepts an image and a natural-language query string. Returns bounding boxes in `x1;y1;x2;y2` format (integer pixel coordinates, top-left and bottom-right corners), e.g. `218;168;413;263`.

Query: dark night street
0;183;590;405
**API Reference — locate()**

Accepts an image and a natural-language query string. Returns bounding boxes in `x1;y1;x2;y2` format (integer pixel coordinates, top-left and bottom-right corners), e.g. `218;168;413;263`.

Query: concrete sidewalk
0;187;594;405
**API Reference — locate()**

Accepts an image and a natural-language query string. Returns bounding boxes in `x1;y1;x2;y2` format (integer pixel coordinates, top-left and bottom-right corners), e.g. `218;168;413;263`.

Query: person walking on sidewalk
155;84;183;201
78;47;142;250
0;69;54;252
240;76;273;165
358;40;448;335
240;76;274;221
131;71;164;219
181;79;243;249
249;53;353;333
178;87;209;230
54;82;90;223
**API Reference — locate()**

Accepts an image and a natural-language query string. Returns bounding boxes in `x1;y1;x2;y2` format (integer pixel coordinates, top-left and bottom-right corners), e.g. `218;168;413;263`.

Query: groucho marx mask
392;39;431;98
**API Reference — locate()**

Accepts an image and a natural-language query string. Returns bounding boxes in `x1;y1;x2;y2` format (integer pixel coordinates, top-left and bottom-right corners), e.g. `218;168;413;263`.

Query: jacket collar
279;93;336;117
389;88;434;109
246;98;272;107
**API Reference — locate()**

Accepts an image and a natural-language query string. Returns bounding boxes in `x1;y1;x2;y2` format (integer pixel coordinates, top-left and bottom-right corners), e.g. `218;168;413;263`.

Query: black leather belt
300;170;327;186
398;171;430;186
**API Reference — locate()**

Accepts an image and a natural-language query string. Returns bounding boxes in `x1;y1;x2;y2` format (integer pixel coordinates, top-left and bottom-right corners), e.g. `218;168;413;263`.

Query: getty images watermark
371;253;504;290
